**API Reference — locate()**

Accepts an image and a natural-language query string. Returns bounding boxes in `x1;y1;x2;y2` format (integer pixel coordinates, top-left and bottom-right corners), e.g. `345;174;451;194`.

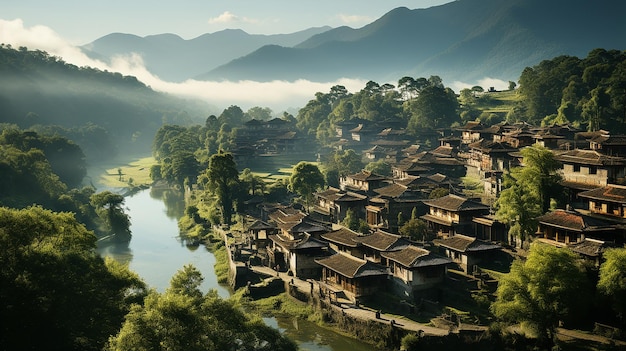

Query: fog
1;18;510;112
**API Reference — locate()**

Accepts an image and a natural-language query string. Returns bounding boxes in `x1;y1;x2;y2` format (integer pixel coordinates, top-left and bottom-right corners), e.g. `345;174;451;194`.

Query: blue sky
3;0;452;44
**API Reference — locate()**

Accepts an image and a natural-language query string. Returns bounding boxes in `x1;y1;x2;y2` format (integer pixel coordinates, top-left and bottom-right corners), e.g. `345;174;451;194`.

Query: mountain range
84;0;625;85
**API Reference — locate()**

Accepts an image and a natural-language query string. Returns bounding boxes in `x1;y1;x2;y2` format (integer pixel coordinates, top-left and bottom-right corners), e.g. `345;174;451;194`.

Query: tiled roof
423;194;490;212
568;238;614;257
381;245;451;268
373;183;409;198
248;220;276;231
589;134;626;145
347;170;387;182
556;149;626;166
354;230;411;251
536;210;616;232
315;188;343;201
434;234;500;252
321;227;362;247
315;253;388;278
578;185;626;204
458;121;484;131
269;233;328;251
468;139;518;153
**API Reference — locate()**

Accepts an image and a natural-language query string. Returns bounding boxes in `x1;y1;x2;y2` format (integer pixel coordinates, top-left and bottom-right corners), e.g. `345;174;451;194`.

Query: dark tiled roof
347;170;387;182
578;185;626;204
315;253;388;278
315;188;343;201
373;183;409;198
269;233;328;251
321;227;362;247
536;210;616;232
423;194;490;212
354;230;411;251
590;134;626;145
381;245;451;268
556;149;626;166
458;121;484;131
248;220;276;230
434;234;501;252
468;139;518;153
568;239;614;257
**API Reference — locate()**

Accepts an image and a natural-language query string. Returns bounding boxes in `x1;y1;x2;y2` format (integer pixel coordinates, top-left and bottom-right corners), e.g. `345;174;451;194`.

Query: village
215;116;626;341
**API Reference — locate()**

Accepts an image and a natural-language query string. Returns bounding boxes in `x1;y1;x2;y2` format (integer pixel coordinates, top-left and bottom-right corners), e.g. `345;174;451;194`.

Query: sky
0;0;509;112
2;0;453;45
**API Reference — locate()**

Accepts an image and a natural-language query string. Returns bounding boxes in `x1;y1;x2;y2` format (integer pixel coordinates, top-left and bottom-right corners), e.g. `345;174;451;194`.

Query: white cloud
336;14;373;25
207;11;259;25
0;18;367;111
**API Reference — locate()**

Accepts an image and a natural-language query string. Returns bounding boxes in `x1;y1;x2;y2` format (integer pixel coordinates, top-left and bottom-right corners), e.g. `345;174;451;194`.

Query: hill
82;27;331;82
200;0;625;83
0;45;210;163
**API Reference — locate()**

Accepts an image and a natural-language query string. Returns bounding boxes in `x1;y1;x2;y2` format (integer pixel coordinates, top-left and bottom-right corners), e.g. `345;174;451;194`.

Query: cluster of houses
237;119;626;304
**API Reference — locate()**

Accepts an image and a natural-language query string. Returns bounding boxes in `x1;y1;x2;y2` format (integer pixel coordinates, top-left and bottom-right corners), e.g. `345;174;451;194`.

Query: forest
1;46;625;350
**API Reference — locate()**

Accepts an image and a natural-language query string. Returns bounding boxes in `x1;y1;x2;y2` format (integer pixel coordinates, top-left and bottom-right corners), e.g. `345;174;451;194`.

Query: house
458;121;486;145
354;229;412;263
568;238;614;267
578;184;626;221
366;183;425;232
557;149;626;204
316;252;389;303
247;219;278;250
472;215;508;243
340;170;389;194
589;133;626;156
381;245;451;299
321;226;365;258
465;139;518;176
312;187;368;224
433;234;501;273
421;194;491;238
268;231;330;279
534;209;617;246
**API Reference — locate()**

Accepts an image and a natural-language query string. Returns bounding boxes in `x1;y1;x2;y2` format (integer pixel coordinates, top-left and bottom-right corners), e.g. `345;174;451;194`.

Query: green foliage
90;191;131;240
107;266;297;351
518;49;626;131
0;206;146;351
288;161;324;210
342;208;360;231
364;159;392;176
406;85;459;133
597;247;626;325
491;243;589;343
429;187;449;199
323;149;364;187
204;151;239;225
399;218;428;241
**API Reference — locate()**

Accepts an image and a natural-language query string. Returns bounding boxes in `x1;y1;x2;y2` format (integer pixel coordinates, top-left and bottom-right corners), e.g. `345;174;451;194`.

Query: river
96;187;377;351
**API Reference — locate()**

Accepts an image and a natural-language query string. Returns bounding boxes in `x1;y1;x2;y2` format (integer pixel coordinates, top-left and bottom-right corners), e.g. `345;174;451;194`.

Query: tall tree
597;247;626;328
0;206;145;351
491;243;589;345
406;85;459;133
288;162;324;212
205;151;239;225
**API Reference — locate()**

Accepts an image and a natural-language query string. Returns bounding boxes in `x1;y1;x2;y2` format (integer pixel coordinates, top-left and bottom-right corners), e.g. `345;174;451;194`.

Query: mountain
200;0;626;84
0;46;210;162
82;27;331;82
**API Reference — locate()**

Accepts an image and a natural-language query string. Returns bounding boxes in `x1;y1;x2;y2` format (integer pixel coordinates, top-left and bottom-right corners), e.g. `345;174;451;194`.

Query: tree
0;206;145;351
288;162;324;212
365;159;392;176
107;265;297;351
323;149;364;187
399;218;428;242
406;85;459;133
218;105;246;127
245;106;273;121
90;190;131;240
205;151;239;225
597;247;626;327
342;208;360;231
429;187;449;199
491;243;589;345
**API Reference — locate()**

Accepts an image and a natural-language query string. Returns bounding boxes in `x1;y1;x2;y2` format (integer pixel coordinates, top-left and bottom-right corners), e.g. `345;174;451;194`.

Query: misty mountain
200;0;626;84
81;26;331;82
0;46;210;162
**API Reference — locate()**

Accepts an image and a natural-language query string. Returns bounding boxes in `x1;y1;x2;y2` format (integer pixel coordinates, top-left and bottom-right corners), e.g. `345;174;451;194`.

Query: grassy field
97;156;156;188
474;90;520;115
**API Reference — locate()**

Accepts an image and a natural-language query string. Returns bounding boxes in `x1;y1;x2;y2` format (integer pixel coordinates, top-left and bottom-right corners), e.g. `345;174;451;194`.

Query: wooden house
340;170;389;194
312;187;368;224
366;183;424;232
381;245;451;299
354;229;412;264
316;252;389;303
421;194;490;238
534;209;617;246
433;234;501;273
247;219;278;250
321;226;365;258
268;232;330;279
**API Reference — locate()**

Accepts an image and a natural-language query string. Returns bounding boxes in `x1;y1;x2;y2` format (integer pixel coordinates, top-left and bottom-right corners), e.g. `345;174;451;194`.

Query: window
589;166;597;175
573;164;580;172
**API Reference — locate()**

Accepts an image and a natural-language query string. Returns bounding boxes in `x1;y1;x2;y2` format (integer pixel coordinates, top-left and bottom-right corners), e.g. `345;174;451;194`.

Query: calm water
97;187;377;351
